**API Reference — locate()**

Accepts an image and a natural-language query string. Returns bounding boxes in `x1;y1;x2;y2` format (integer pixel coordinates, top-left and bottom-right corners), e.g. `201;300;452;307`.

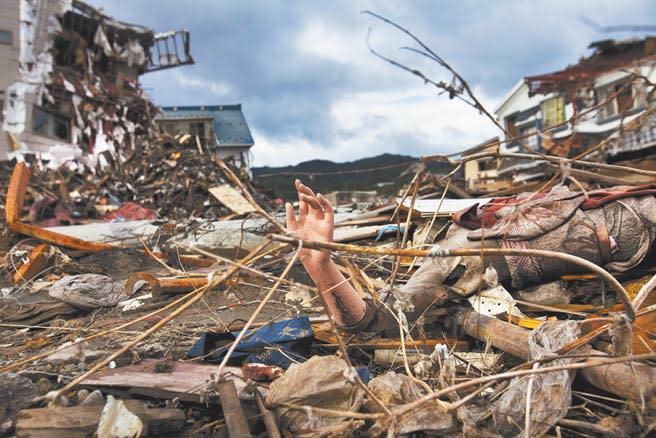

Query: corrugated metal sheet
157;105;254;146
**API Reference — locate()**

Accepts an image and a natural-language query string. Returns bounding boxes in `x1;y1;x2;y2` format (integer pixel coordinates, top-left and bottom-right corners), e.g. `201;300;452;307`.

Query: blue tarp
187;316;314;369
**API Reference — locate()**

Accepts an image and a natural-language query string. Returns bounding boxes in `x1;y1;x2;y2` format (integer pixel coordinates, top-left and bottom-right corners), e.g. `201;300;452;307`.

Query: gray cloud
90;0;656;165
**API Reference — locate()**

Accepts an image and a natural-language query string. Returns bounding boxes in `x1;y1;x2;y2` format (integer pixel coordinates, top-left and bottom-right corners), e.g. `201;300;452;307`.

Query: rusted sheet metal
158;277;209;294
6;161;30;224
151;252;215;268
83;359;245;404
582;360;656;401
459;310;656;401
6;163;119;252
126;272;210;296
13;243;50;283
10;222;118;252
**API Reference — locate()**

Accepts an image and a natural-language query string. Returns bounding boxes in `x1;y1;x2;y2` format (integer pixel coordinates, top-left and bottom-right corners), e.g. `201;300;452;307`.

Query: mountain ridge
253;153;449;200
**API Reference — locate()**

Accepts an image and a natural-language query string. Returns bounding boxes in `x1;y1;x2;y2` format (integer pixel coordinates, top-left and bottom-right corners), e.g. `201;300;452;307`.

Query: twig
41;240;273;402
394;351;656;417
211;242;303;382
362;10;506;135
422;150;656;178
268;234;636;320
632;273;656;311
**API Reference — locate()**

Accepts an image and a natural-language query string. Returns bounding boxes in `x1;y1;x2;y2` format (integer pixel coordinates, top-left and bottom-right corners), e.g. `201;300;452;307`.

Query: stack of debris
2;0;192;170
2;146;656;436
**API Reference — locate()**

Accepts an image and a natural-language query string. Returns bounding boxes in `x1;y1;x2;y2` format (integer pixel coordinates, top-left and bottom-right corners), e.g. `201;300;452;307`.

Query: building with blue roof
155;104;255;169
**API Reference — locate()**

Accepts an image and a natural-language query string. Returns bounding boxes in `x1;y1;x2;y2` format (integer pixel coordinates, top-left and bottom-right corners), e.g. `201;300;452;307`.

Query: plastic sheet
366;371;456;435
265;355;365;436
490;320;582;437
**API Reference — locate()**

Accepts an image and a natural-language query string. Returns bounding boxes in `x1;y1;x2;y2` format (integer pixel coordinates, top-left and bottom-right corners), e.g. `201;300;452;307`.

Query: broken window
505;114;518;139
160;122;176;136
32;107;70;141
189;121;206;147
596;80;636;120
518;123;539;150
541;95;565;128
0;30;11;45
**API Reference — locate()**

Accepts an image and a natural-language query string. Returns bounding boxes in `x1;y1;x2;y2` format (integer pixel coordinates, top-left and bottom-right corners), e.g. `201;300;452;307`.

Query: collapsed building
0;0;193;169
464;36;656;193
154;104;255;172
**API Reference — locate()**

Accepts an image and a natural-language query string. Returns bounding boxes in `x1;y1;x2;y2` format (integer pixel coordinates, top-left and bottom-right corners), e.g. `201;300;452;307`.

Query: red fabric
581;184;656;209
103;202;157;222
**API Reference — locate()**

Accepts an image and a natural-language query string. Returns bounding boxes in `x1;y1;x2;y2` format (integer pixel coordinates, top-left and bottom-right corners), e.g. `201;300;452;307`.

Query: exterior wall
0;0;21;157
157;118;214;145
463;144;510;193
215;146;251;169
0;0;20;100
1;0;76;160
155;115;254;169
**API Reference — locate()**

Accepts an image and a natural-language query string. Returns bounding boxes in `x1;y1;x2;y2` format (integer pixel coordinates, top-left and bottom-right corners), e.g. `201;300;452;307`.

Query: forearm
303;256;366;327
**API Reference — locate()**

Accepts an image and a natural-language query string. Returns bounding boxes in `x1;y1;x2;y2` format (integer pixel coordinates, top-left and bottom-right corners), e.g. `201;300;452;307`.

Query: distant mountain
253;153;450;201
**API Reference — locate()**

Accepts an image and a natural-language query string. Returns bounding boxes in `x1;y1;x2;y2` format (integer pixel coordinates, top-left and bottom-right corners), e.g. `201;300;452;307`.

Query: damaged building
154;104;255;171
0;0;193;168
464;36;656;192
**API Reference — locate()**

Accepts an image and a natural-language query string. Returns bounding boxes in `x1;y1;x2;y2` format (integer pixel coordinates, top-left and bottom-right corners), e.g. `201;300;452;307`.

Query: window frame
541;95;565;129
0;30;12;45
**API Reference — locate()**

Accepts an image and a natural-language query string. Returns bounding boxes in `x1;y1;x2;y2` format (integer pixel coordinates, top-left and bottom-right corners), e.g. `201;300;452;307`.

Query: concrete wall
0;0;20;98
0;0;21;157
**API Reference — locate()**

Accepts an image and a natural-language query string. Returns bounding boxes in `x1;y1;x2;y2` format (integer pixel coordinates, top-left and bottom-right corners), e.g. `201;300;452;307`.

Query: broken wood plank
15;400;185;438
13;243;50;283
217;380;251;438
312;323;468;352
255;388;281;438
209;184;256;215
6;161;30;224
82;359;245;404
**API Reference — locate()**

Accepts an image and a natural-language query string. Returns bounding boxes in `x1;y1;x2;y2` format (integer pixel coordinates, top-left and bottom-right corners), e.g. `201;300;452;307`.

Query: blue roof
158;104;254;146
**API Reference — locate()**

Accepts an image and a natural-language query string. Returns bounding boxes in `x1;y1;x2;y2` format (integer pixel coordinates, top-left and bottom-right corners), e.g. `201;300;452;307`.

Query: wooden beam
16;400;185;437
217;380;251;437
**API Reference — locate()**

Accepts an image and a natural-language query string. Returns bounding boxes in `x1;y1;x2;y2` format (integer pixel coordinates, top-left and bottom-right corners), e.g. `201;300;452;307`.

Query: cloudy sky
90;0;656;167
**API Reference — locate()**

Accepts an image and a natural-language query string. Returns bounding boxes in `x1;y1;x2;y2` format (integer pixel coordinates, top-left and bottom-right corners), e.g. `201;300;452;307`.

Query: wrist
302;252;334;278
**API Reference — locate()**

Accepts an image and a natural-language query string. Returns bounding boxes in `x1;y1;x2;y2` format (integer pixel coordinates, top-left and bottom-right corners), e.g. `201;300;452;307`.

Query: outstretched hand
285;179;334;268
285;179;366;327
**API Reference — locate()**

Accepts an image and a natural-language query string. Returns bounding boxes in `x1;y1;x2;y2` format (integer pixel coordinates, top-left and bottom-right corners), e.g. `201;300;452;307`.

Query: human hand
285;179;334;268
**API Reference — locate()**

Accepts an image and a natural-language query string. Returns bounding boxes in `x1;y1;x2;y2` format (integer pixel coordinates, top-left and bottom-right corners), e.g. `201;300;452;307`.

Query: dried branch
269;233;636;321
362;10;507;135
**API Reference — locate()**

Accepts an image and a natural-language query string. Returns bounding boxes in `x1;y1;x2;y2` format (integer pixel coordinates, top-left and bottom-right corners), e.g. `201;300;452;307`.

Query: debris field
2;2;656;438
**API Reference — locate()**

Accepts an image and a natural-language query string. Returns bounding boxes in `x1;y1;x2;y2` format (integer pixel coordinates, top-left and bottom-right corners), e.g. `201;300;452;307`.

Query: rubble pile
2;152;656;436
3;4;656;437
12;140;265;227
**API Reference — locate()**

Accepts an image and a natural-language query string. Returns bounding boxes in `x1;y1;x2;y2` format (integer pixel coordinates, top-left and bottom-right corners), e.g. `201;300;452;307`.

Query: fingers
285;202;297;231
300;193;324;218
295;179;316;197
317;193;334;223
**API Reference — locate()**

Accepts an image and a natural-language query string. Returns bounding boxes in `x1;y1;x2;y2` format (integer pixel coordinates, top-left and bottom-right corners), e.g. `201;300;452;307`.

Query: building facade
467;36;656;192
0;0;192;167
155;105;255;170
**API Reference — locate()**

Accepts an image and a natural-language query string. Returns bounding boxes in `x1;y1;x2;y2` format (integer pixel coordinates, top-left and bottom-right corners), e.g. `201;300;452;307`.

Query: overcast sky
90;0;655;167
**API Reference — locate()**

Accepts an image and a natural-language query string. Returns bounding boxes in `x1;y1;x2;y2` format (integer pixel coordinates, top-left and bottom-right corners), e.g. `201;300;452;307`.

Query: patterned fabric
342;184;656;335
